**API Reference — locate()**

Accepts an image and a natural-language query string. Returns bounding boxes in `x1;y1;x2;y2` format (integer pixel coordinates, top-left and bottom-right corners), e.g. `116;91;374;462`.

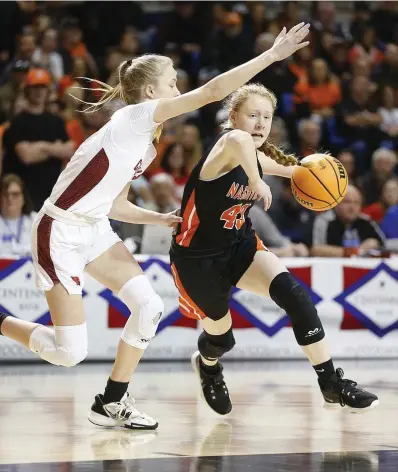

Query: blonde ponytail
260;141;299;167
69;55;172;115
69;78;123;113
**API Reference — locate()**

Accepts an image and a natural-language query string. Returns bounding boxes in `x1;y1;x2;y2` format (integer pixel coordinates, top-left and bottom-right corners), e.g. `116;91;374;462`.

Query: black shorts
169;233;267;321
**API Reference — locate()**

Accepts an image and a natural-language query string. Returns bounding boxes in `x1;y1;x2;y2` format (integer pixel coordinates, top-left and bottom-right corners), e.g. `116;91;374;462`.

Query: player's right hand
160;209;183;229
270;22;310;62
249;179;272;211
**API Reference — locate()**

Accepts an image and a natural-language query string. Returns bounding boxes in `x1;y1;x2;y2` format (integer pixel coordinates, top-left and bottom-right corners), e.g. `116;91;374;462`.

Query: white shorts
31;204;121;295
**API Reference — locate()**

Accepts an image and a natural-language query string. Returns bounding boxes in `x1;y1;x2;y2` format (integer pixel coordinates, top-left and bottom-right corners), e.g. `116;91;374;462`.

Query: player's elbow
108;199;124;221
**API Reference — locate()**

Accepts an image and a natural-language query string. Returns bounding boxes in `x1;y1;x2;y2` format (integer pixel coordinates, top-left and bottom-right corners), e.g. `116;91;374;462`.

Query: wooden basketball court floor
0;359;397;472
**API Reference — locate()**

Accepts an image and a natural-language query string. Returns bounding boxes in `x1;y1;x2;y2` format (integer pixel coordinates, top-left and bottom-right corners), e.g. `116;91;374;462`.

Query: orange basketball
291;154;348;211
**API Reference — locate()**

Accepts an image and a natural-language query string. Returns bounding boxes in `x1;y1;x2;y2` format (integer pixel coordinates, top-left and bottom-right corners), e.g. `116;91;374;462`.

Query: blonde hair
71;54;172;141
223;83;299;167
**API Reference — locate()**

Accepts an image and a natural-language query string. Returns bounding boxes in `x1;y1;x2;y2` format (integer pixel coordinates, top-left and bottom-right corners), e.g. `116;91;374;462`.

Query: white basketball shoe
88;392;158;430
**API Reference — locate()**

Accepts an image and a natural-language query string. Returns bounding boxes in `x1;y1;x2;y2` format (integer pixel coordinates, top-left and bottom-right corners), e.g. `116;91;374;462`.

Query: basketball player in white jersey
0;23;310;430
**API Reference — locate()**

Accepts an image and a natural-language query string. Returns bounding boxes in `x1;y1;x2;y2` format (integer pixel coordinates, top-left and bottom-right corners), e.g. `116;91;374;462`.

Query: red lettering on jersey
248;190;258;200
234;185;245;200
220;203;251;230
241;186;250;200
226;182;239;198
132;160;143;180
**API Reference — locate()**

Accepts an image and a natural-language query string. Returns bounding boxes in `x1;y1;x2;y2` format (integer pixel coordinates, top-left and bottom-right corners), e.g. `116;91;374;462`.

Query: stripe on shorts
170;263;206;320
37;214;59;285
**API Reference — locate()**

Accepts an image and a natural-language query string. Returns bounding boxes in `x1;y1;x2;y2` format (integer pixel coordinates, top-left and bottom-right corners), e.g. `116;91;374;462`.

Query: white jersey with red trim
47;99;160;219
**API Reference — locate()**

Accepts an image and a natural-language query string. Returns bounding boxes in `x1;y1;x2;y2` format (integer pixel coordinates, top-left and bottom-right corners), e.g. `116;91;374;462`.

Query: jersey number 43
220;203;251;230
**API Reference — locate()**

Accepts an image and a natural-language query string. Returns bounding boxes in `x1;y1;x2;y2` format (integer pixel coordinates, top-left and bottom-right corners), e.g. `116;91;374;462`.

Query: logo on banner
335;262;398;338
100;260;322;337
0;258;51;324
0;258;86;325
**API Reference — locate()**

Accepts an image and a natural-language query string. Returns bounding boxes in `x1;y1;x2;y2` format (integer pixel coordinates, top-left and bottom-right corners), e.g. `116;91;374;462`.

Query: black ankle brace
0;313;11;336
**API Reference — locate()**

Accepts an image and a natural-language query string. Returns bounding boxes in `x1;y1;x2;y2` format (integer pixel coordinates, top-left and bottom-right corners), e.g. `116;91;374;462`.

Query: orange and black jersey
173;129;263;252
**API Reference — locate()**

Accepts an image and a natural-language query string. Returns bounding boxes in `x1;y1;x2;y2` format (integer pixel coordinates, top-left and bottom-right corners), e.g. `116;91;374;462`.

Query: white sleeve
125;99;161;135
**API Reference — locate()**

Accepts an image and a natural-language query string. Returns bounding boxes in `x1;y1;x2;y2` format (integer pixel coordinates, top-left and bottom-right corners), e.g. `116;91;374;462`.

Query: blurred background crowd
0;1;397;258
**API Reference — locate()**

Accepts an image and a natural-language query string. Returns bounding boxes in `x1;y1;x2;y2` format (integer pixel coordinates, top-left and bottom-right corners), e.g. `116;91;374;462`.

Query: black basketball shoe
319;368;379;413
191;351;232;415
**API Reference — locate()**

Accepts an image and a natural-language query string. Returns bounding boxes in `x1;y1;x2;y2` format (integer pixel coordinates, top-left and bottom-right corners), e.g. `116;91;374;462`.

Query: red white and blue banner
1;256;398;360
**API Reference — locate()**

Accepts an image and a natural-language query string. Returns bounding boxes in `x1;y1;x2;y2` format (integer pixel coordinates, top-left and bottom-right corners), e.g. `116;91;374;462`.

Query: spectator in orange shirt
288;45;313;83
66;104;112;153
160;143;189;202
59;18;98;78
362;178;398;223
58;57;88;102
295;58;342;118
348;25;384;68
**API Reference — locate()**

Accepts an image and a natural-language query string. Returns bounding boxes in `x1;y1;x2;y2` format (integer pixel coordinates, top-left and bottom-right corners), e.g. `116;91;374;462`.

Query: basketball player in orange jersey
0;23;312;430
170;83;379;415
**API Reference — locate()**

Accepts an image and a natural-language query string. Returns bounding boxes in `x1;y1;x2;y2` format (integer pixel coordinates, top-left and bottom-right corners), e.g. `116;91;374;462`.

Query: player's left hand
160;209;183;229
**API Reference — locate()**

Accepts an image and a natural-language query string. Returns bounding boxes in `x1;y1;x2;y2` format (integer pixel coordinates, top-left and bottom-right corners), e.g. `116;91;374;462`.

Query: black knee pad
269;272;324;346
198;327;236;361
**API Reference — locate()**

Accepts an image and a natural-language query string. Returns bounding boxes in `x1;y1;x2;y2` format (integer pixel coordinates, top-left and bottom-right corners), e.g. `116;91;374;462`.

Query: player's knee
54;323;88;367
29;323;88;367
269;272;324;345
198;327;236;360
119;276;164;350
57;346;88;367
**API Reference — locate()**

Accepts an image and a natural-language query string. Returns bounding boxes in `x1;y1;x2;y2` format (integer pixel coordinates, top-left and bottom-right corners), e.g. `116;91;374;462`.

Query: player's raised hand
249;179;273;212
270;22;310;62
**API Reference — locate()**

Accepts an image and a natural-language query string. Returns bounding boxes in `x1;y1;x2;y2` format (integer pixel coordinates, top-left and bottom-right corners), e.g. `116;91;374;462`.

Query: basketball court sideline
0;359;397;471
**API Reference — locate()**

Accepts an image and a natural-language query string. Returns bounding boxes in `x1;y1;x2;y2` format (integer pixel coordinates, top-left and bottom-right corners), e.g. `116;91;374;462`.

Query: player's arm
108;182;182;226
226;130;263;184
226;130;273;210
153;23;310;123
257;151;296;178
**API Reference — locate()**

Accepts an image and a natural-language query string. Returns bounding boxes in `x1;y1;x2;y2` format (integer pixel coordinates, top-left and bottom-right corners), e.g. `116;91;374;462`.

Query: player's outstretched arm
153;23;310;123
108;183;182;226
257;151;296;178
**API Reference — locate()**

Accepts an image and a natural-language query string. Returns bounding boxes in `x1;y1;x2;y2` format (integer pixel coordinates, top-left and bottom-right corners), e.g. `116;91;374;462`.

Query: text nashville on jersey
226;182;259;201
